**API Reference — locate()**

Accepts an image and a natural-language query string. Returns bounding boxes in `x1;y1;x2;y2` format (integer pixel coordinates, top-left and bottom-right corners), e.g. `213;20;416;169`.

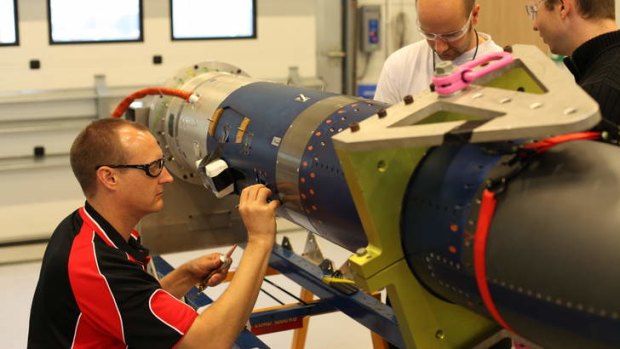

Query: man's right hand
177;184;280;348
238;184;279;246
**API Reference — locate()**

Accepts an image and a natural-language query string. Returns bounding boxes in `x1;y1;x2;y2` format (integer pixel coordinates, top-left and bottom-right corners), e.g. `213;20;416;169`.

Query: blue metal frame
152;256;270;349
268;244;405;348
152;243;405;348
249;301;337;325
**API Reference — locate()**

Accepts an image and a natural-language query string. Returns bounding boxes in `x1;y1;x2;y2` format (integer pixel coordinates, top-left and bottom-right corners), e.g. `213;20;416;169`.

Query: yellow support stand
336;146;499;349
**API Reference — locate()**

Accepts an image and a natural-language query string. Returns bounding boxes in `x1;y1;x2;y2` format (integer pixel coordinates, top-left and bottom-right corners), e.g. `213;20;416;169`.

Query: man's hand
238;184;280;246
160;252;231;298
186;253;231;288
176;185;281;348
195;244;237;291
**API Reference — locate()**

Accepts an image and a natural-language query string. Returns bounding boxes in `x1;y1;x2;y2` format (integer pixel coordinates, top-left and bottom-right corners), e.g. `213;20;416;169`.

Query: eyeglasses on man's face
96;158;166;178
525;0;547;20
418;11;473;42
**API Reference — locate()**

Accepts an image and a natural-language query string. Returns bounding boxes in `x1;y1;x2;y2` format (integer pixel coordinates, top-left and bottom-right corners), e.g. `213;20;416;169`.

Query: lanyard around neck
432;29;480;71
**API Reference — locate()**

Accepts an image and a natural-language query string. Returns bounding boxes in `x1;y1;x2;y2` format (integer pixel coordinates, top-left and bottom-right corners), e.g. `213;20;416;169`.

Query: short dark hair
545;0;615;20
70;118;149;197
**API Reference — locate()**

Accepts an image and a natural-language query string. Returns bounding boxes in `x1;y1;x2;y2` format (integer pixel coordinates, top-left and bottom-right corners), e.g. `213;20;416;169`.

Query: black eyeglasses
96;158;165;178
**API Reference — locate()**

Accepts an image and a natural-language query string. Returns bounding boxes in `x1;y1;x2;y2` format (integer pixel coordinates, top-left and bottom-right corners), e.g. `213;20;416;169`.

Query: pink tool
431;51;514;96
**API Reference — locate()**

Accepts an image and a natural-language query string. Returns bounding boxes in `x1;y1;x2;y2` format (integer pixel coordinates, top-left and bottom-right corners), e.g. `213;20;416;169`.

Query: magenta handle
432;51;514;95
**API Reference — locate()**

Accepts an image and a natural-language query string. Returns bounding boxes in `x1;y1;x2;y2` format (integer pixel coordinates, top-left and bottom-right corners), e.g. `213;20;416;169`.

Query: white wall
2;0;619;250
0;0;319;250
4;0;620;95
0;0;317;91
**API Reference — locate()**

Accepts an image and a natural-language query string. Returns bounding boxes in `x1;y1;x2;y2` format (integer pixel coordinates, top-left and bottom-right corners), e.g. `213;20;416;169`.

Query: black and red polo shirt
28;202;198;348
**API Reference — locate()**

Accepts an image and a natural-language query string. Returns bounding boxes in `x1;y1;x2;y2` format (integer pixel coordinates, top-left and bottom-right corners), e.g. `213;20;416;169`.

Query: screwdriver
196;244;237;292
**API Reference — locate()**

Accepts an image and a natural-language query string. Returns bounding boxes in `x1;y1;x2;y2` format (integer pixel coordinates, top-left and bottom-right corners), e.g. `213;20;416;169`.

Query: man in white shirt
374;0;503;104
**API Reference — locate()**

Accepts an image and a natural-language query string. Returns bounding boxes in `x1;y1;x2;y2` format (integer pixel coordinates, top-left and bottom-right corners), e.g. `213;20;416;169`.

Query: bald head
416;0;475;20
417;0;474;35
416;0;481;61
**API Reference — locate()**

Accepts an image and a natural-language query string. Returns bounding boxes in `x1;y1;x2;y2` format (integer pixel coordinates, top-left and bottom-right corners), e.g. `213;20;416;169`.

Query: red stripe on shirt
149;289;198;336
68;226;126;348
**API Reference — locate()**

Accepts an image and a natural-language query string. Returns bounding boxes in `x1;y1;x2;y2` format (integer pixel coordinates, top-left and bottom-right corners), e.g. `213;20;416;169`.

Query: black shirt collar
84;201;150;264
564;30;620;82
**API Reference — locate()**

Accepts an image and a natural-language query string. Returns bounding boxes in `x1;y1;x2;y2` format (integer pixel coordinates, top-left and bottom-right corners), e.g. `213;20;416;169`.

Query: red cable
111;87;195;118
521;132;601;155
473;132;601;338
473;189;516;332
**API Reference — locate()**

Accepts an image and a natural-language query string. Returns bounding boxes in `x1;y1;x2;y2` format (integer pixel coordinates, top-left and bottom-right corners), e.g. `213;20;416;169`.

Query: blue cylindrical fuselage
209;82;385;250
153;68;386;251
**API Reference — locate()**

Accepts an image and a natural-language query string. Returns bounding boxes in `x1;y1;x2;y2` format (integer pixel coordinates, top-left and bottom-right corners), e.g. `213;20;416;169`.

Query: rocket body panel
209;81;384;250
153;72;386;251
402;141;620;348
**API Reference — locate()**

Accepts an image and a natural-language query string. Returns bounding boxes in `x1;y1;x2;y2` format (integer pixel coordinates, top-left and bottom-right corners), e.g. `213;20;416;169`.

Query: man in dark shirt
28;118;279;348
526;0;620;140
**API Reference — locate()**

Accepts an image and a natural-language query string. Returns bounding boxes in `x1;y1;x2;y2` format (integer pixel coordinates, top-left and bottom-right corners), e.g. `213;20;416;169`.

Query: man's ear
559;0;571;18
471;3;481;26
96;167;118;191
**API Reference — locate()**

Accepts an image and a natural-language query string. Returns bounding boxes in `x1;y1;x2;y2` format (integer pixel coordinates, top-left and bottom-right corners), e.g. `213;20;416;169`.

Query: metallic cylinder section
402;141;620;349
148;62;253;184
148;63;386;251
